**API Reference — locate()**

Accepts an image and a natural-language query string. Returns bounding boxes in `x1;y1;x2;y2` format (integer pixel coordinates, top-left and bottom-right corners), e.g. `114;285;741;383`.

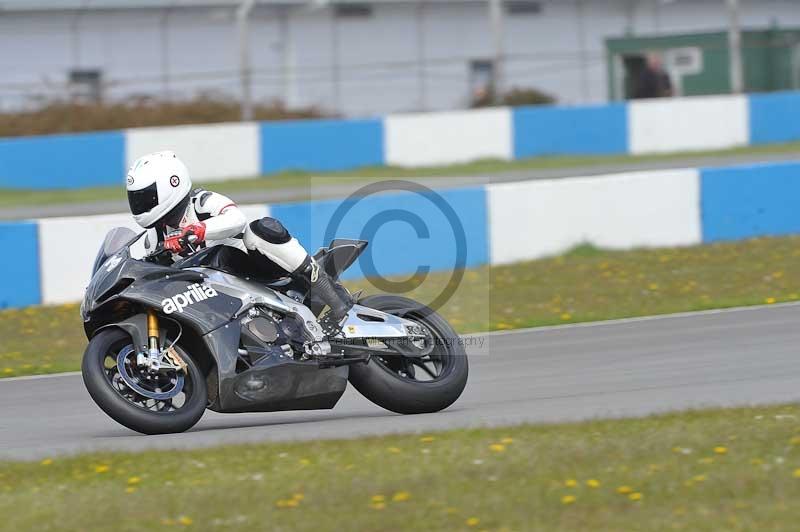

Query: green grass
3;235;800;378
2;403;800;530
2;140;799;208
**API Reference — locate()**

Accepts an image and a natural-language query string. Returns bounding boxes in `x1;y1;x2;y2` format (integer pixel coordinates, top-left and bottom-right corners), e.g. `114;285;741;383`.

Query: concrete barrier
126;122;260;183
487;169;701;265
384;108;513;167
513;103;628;158
628;95;749;155
701;162;800;242
0;221;40;308
0;131;124;189
261;118;383;174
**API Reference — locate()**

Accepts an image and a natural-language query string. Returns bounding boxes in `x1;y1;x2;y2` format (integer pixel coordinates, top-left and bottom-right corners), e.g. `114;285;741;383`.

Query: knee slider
249;217;291;244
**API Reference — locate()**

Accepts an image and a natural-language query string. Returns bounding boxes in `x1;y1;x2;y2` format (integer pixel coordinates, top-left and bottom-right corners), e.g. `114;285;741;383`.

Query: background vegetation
0;96;323;137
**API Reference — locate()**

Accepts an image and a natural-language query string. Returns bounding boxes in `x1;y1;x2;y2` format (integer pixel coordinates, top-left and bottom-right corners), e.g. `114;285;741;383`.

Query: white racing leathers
145;188;314;280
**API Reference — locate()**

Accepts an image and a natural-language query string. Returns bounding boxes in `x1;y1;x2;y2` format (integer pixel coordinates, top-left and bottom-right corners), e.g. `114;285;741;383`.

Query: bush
0;95;325;137
471;86;556;108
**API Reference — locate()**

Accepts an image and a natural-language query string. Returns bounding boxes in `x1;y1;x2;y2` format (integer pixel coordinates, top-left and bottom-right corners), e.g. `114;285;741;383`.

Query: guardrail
1;159;798;308
1;91;799;189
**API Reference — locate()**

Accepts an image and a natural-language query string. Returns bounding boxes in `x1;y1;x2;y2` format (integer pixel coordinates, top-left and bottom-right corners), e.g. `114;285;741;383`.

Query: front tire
82;328;207;435
348;295;468;414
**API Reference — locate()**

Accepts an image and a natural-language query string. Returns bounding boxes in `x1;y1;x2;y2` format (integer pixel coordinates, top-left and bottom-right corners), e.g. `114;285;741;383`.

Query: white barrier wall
384;108;513;167
125;122;261;183
487;169;702;265
628;95;749;155
37;205;268;305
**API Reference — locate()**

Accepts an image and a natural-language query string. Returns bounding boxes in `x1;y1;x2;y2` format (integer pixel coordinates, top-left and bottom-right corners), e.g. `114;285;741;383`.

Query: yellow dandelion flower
495;323;512;330
489;444;506;453
628;492;643;501
40;459;53;466
371;495;385;503
713;446;728;455
466;517;480;526
298;458;311;466
648;283;659;290
94;465;110;474
692;474;707;482
419;436;435;443
564;479;577;488
125;487;137;494
392;491;411;502
127;476;141;485
370;502;386;510
765;297;777;304
616;486;633;494
790;436;800;445
2;368;13;374
586;479;600;488
560;313;572;321
178;516;193;526
561;495;576;505
387;447;402;453
285;499;299;508
793;469;800;478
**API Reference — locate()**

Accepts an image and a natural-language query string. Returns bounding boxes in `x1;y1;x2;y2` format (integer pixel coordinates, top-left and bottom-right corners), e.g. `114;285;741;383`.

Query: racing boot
295;258;353;328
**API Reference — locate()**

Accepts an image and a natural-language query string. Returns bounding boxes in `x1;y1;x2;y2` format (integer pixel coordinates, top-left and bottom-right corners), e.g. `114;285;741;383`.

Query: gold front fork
147;309;160;355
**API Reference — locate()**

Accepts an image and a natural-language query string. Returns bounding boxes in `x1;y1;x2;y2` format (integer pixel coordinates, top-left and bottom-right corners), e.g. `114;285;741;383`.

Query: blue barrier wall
271;186;489;281
749;92;800;145
260;118;384;174
0;131;125;189
0;222;41;308
701;162;800;242
512;103;628;158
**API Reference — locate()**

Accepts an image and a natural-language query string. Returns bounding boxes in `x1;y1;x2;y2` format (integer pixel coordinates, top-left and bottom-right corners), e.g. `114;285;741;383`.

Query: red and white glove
164;223;206;253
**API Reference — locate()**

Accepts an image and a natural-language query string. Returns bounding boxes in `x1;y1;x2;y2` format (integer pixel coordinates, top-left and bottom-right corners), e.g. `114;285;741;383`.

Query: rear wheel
82;327;207;435
348;295;468;414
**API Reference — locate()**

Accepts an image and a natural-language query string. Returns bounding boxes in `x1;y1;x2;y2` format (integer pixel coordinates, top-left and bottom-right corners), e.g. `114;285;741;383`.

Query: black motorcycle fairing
83;254;237;338
175;245;289;284
314;239;368;281
90;227;141;277
200;315;349;413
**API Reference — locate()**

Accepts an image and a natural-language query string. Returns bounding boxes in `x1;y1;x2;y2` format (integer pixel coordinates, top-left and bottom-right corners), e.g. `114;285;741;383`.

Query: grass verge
2;235;800;378
2;404;800;530
2;140;799;208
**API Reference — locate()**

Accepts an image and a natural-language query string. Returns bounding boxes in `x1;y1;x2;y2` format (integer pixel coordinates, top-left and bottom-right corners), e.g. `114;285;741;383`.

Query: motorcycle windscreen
91;227;140;276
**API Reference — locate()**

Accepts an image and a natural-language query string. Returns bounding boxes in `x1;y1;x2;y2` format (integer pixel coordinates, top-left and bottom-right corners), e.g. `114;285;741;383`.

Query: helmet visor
127;182;159;215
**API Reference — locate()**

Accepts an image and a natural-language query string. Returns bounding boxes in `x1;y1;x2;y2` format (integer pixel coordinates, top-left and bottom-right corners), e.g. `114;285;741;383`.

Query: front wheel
82;328;207;435
348;295;468;414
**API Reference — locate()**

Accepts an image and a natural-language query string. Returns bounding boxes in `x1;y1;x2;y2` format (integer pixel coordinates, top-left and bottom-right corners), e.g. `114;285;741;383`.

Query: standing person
633;53;674;99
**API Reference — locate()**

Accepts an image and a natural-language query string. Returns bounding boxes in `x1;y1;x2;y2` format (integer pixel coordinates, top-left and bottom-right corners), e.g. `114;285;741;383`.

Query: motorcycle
80;227;468;435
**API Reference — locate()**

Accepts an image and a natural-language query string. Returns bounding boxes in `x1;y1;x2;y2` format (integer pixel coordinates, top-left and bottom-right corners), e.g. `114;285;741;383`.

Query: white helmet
126;151;192;228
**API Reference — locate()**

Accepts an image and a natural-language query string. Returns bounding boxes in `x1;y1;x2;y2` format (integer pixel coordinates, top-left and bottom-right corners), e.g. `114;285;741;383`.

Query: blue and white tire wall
2;160;799;308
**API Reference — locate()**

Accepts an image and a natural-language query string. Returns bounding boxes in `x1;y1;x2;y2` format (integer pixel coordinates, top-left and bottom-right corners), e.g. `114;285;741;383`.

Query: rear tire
82;328;207;435
348;295;468;414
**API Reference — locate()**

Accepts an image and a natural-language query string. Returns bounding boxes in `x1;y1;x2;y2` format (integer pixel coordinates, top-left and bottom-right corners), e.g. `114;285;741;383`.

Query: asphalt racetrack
2;304;800;461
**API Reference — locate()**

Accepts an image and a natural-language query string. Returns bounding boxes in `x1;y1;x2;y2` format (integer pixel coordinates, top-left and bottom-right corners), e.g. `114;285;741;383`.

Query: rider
125;150;352;324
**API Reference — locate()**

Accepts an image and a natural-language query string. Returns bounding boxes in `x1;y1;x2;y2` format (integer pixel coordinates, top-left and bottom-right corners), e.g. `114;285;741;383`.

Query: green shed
606;27;800;100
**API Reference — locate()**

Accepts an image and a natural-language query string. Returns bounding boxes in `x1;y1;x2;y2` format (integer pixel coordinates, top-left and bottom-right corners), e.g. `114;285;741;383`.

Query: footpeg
305;340;334;358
